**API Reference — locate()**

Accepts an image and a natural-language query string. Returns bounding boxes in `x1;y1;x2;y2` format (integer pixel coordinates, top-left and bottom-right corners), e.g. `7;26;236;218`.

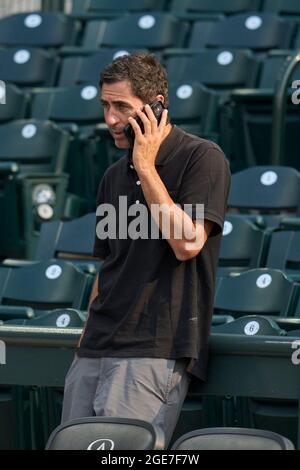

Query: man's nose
105;109;120;126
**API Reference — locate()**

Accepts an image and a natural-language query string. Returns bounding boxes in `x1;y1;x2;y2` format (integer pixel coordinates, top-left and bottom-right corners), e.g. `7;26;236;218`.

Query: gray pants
61;355;190;447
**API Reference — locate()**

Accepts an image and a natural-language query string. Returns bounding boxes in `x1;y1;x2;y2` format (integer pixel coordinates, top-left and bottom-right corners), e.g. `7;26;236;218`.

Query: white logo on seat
244;321;260;336
0;81;5;104
176;85;193;100
217;51;233;66
87;439;115;450
22;124;37;139
260;171;278;186
138;15;156;29
56;314;71;328
24;14;42;28
81;86;98;100
245;16;262;30
45;264;62;280
256;274;272;288
14;49;31;64
113;50;130;59
223;221;233;236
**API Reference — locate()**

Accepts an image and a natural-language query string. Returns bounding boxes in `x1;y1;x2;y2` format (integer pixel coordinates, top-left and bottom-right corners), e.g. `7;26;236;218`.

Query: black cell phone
124;100;165;148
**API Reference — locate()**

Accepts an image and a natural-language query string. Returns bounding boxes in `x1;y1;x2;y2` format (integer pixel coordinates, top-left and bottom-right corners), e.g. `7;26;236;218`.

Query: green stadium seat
0;47;59;88
188;13;295;51
211;315;286;335
214;268;297;318
0;12;80;48
220;51;300;171
35;213;99;273
58;49;142;87
81;13;189;50
265;230;300;280
171;0;261;16
228;166;300;227
31;86;108;206
0;84;29;123
165;49;260;90
0;260;93;320
263;0;300;18
4;308;87;328
71;0;166;18
168;82;219;137
218;215;267;277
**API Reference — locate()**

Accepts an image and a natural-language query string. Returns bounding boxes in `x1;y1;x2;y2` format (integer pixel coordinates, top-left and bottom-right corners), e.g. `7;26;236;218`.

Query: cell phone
124;100;165;148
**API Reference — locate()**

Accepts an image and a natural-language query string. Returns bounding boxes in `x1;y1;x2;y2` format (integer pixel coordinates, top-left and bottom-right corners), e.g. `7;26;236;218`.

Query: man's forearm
137;166;203;260
78;273;99;347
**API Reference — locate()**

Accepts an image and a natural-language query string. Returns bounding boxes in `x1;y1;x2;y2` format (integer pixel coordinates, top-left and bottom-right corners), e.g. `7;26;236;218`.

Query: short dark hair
99;52;169;108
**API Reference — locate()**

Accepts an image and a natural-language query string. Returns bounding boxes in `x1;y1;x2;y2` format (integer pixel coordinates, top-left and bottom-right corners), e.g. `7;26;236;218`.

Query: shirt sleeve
176;146;231;234
93;174;111;259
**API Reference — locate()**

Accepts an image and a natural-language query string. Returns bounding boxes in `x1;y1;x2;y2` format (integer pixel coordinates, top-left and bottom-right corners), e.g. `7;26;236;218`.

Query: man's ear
155;94;165;104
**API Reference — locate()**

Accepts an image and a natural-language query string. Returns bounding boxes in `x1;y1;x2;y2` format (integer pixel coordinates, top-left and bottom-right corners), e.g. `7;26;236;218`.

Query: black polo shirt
78;125;231;381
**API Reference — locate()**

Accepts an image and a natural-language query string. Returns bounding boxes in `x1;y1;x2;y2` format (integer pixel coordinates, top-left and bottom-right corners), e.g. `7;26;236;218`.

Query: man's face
101;80;144;149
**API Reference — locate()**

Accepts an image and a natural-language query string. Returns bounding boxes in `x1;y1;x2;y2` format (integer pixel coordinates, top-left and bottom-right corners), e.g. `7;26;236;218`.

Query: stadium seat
45;417;165;450
0;119;70;174
0;260;94;319
227;166;300;227
0;84;29;123
168;82;219;137
220;52;300;171
265;230;300;280
214;268;297;318
218;214;267;277
35;213;99;273
211;315;286;335
188;13;295;51
71;0;166;18
58;49;142;87
30;86;108;205
171;427;295;450
0;119;86;258
0;47;59;88
4;308;87;328
81;13;189;50
0;12;80;48
263;0;300;18
170;0;262;17
165;49;260;90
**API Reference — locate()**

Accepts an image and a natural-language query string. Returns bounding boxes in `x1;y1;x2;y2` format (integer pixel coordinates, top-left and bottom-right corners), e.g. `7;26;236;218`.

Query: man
62;53;231;447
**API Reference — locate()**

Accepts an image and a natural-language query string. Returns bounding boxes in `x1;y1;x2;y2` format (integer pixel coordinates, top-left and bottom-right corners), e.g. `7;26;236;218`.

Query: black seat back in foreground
46;417;165;450
171;427;295;450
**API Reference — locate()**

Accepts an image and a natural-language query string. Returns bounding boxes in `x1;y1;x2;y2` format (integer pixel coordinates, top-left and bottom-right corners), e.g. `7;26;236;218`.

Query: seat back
0;261;94;311
0;12;79;47
0;47;58;88
199;13;294;50
166;49;259;90
0;84;29;123
45;417;165;450
83;13;188;50
0;119;71;174
171;427;295;450
214;268;295;317
228;166;300;214
218;214;266;276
